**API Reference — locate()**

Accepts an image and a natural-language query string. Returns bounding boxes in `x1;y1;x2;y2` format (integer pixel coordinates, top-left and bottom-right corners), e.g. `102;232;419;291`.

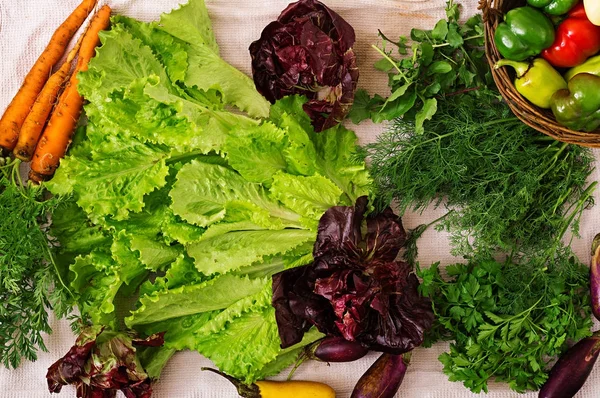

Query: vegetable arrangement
3;0;600;397
356;1;597;395
494;1;600;131
41;0;370;395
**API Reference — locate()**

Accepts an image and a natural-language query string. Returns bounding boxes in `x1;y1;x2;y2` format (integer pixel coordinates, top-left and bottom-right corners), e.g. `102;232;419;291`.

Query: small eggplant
539;332;600;398
306;337;369;363
350;352;410;398
590;233;600;321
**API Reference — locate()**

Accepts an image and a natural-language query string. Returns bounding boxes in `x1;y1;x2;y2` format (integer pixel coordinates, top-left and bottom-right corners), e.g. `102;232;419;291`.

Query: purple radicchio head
272;197;434;354
47;326;165;398
249;0;359;132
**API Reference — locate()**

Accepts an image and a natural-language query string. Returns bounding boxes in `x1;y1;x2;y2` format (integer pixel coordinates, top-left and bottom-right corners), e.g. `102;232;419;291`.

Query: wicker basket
479;0;600;147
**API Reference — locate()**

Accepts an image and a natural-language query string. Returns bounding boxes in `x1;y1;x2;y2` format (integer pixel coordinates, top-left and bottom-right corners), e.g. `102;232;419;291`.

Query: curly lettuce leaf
48;134;170;222
78;24;172;104
131;235;182;272
225;122;288;185
143;81;259;153
50;200;111;258
70;250;134;327
269;95;314;134
139;254;205;298
101;187;168;237
270;97;319;176
109;232;151;298
231;244;314;279
195;306;280;384
134;282;322;384
187;228;316;275
125;275;268;327
158;0;219;53
270;172;343;221
185;44;270;118
160;209;205;244
170;160;301;227
312;124;372;204
83;76;240;154
112;16;189;84
133;283;281;384
269;96;371;201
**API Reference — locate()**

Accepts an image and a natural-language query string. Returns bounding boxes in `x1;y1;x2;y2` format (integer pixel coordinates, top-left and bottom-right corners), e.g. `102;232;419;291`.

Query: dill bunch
0;158;73;368
364;90;596;257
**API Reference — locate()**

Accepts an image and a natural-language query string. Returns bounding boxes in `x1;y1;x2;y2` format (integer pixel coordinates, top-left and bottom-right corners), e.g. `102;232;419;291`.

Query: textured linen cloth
1;0;600;397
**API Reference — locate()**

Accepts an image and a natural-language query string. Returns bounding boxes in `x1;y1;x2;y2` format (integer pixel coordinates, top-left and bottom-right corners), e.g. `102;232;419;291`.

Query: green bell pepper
527;0;578;16
495;58;567;109
565;55;600;81
494;7;555;61
551;73;600;132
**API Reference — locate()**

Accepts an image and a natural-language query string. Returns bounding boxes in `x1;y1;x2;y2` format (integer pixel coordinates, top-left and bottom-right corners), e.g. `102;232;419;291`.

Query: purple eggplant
350;352;410;398
539;332;600;398
591;233;600;321
306;337;369;363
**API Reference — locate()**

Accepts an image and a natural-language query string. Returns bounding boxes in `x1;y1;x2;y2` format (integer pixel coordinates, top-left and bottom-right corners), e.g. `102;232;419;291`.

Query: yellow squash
203;367;336;398
256;380;336;398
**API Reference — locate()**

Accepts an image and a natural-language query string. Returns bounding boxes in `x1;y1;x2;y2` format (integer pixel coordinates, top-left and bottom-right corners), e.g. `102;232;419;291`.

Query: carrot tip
28;169;50;184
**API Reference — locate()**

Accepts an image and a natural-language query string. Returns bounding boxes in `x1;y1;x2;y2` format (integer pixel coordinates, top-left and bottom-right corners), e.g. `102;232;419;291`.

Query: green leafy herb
363;92;596;257
349;0;490;133
0;158;72;369
418;250;593;393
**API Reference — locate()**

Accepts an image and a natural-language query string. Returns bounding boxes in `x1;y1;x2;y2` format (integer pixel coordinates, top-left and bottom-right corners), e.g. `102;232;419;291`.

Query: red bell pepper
542;2;600;68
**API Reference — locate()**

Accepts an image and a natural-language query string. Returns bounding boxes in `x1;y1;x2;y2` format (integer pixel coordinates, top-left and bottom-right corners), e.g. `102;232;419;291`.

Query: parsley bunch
418;252;593;393
0;158;72;368
349;0;490;134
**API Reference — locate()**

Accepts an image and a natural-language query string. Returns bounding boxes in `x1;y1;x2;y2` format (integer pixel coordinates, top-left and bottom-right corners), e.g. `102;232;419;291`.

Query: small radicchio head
272;197;434;354
249;0;359;132
47;327;165;398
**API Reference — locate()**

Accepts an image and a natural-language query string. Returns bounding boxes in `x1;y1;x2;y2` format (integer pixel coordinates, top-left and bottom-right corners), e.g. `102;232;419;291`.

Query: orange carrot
30;5;111;182
13;33;86;162
0;0;97;152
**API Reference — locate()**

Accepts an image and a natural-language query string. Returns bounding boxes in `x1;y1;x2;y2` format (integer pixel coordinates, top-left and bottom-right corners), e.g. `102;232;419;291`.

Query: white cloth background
1;0;599;397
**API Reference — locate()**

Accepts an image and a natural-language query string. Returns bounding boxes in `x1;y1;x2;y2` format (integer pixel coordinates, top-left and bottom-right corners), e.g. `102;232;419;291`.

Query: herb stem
431;34;484;48
41;222;73;299
371;45;410;84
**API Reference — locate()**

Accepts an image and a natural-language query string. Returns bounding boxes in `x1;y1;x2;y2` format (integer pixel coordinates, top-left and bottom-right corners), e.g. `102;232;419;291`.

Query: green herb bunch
364;92;596;257
356;1;597;394
418;252;593;393
349;0;490;134
0;158;72;368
